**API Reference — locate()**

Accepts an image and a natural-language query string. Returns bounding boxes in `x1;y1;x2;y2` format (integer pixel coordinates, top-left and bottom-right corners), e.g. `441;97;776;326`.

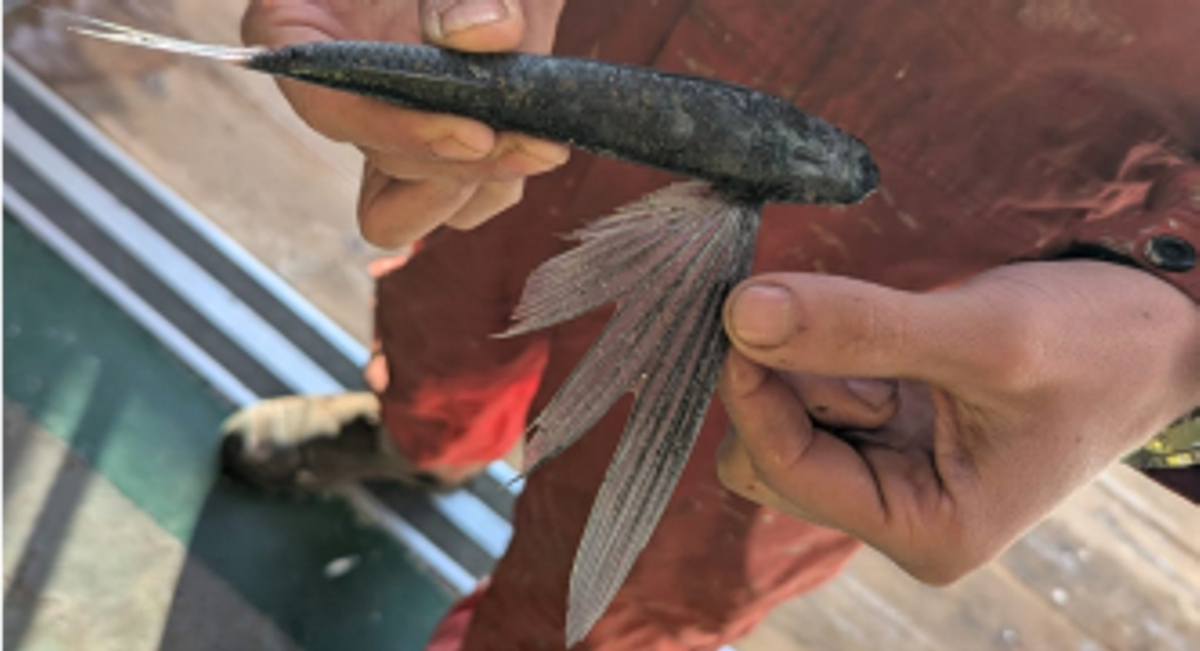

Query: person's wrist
1034;252;1200;473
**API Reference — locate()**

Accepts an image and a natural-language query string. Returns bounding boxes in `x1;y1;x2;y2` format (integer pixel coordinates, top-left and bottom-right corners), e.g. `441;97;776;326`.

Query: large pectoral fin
501;181;761;645
501;183;760;474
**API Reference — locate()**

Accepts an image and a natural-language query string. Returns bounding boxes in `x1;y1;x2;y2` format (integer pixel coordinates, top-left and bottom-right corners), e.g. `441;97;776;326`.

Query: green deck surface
4;216;453;650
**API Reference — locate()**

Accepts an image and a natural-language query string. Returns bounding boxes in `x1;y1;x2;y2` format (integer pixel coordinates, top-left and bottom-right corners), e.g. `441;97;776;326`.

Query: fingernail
845;378;897;409
429;135;488;161
729;284;795;347
431;0;510;39
518;140;571;168
490;142;569;180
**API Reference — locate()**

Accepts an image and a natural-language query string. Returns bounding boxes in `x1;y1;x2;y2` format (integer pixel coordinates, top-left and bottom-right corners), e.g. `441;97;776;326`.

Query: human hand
242;0;570;248
716;260;1200;583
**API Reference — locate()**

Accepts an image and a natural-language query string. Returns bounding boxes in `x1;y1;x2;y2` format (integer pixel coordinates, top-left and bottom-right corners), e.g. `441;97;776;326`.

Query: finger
839;381;937;452
785;374;898;429
242;3;336;49
716;429;825;524
421;0;528;51
715;427;760;500
364;134;568;182
364;147;497;183
445;179;524;229
519;0;567;51
490;133;572;178
288;83;498;160
242;7;499;161
718;349;889;538
722;274;1022;388
358;165;476;248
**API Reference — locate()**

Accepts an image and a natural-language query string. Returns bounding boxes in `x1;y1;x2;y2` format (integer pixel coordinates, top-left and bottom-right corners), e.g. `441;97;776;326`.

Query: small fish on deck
67;14;879;646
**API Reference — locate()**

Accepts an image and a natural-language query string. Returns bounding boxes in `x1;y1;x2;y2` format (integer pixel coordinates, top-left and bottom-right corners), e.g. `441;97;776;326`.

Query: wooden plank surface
743;467;1199;651
7;0;378;343
6;3;1199;650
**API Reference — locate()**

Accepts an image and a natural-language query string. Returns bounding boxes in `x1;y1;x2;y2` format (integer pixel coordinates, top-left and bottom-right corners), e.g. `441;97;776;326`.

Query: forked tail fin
52;10;263;63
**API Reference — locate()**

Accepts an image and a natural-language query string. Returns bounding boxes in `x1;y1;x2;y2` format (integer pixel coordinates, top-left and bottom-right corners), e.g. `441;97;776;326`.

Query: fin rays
54;11;262;62
522;206;732;472
504;181;761;645
564;196;759;645
501;182;736;338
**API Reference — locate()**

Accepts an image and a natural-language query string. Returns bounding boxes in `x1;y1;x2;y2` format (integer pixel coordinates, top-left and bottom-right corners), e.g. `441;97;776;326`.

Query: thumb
421;0;529;51
722;273;1007;386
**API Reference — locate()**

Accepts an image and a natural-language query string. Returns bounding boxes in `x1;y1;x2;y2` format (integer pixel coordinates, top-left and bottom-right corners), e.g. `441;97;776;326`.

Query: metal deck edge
3;58;512;592
4;58;522;504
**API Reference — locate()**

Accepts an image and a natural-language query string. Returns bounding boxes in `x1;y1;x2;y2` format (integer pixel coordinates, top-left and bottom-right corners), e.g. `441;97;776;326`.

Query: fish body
250;42;877;205
71;17;879;647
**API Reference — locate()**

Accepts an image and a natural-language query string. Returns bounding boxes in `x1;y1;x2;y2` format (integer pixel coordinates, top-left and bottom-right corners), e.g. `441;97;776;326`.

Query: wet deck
5;2;1199;650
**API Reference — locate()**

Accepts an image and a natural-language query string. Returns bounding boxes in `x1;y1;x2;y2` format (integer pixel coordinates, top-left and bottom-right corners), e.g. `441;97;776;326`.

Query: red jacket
370;2;1200;648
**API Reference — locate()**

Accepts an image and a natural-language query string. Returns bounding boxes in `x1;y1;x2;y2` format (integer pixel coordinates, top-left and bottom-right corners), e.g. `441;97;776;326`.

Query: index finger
283;81;499;160
242;17;499;160
717;349;889;535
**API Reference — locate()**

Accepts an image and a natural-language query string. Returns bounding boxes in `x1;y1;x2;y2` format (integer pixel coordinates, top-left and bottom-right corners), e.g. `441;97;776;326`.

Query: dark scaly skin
247;42;878;205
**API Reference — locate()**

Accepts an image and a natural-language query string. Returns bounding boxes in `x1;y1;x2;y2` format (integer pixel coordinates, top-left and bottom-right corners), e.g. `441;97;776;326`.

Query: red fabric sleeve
1049;146;1200;502
365;145;596;471
370;218;551;470
1053;145;1200;299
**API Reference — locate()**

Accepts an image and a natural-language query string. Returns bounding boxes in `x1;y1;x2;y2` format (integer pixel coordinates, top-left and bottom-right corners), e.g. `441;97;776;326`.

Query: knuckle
904;558;969;586
519;138;571;166
358;211;398;248
358;180;466;248
897;520;998;586
535;0;567;13
715;454;741;489
956;274;1062;390
718;471;757;502
897;543;971;586
830;293;907;367
448;181;525;230
239;2;281;47
975;309;1049;391
494;179;525;210
239;7;261;46
726;478;766;505
427;124;495;161
878;495;976;585
715;435;754;491
364;152;417;181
